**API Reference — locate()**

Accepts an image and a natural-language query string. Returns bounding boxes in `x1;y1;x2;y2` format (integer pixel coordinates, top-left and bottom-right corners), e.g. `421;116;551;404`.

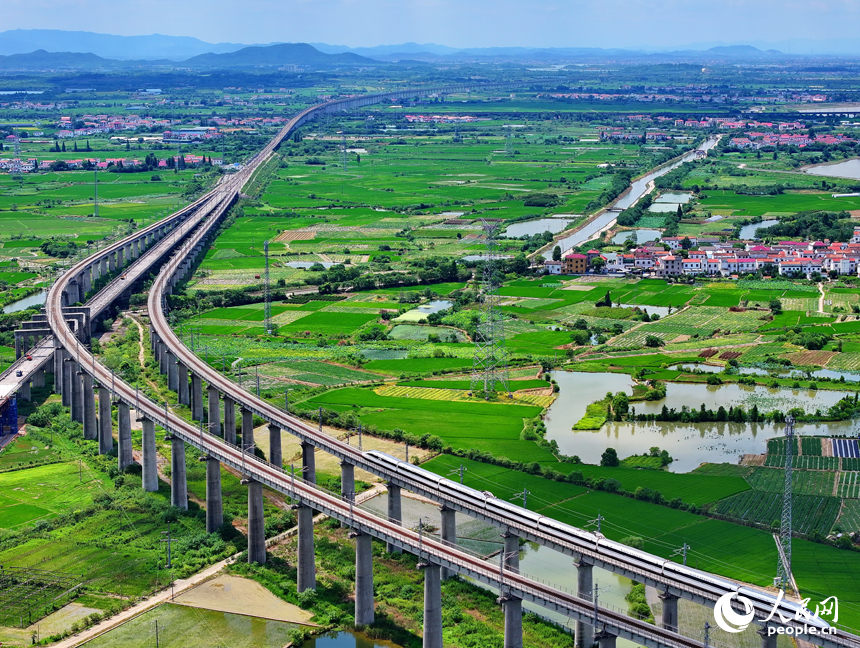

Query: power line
470;218;510;398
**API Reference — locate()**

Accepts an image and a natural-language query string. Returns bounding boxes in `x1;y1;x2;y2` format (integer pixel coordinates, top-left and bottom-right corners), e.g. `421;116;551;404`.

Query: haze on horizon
3;0;860;52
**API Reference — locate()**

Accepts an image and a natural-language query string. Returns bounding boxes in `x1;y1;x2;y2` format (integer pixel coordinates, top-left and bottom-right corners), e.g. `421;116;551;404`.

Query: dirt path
818;282;826;313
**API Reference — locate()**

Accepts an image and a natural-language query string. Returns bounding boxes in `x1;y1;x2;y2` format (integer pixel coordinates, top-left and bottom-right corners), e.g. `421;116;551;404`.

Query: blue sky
3;0;860;50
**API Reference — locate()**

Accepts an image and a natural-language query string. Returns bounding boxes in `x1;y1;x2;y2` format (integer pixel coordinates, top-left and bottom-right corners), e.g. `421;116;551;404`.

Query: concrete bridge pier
268;424;281;467
178;362;189;405
98;386;113;454
82;268;91;295
157;341;167;375
301;441;316;484
18;379;30;402
203;456;223;532
593;629;617;648
108;252;116;272
224;396;236;444
61;356;73;407
82;373;97;440
166;351;178;391
244;477;265;563
167;435;188;510
758;624;778;648
386;483;402;554
241;407;254;452
498;595;523;648
100;257;108;277
117;247;124;268
574;556;593;648
207;387;220;435
117;401;133;470
53;341;63;394
502;531;520;573
351;531;374;626
141;417;158;492
659;591;679;633
190;374;203;421
419;561;443;648
296;505;315;591
440;506;456;580
71;361;84;423
33;368;44;388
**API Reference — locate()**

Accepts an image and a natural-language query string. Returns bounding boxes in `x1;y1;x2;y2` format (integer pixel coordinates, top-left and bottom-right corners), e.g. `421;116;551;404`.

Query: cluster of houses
541;90;828;106
404;114;483;124
729;132;854;149
545;229;860;279
0;154;221;173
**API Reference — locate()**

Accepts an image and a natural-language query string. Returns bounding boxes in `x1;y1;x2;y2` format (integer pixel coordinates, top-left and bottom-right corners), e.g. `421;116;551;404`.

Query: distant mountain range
0;42;377;71
0;29;858;71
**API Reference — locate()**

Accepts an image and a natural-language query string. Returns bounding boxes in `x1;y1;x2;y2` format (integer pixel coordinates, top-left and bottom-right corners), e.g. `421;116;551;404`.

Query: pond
284;261;336;269
654;192;692;204
462;254;514;261
648;203;686;213
2;290;46;313
395;300;453;322
545;370;856;471
804;158;860;180
704;215;724;222
611;229;662;244
301;630;401;648
504;218;574;238
738;220;778;240
617;304;672;318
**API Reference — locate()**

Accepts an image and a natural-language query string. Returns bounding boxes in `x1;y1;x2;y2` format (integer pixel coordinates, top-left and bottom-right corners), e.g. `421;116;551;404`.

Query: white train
363;450;828;630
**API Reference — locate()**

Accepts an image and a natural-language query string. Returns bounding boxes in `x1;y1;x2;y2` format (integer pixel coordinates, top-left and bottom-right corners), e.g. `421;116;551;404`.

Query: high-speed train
363;450;829;629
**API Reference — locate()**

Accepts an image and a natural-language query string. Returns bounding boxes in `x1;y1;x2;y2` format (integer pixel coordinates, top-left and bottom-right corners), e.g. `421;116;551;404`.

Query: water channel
611;229;662;244
300;630;400;648
544;139;718;258
545;370;857;471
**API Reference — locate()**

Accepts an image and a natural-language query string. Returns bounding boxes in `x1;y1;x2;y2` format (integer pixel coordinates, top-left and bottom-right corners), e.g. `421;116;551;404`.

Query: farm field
302;386;551;461
83;603;298;648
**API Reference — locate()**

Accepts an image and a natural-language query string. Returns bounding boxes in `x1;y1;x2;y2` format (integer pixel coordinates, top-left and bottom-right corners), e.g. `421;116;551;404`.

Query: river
545;370;855;471
543;139;718;258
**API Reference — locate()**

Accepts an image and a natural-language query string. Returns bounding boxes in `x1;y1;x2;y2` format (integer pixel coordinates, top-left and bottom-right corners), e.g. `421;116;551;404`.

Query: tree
680;236;692;250
644;335;664;348
769;299;783;314
591;257;606;273
612;392;629;419
552;245;562;261
600;447;620;467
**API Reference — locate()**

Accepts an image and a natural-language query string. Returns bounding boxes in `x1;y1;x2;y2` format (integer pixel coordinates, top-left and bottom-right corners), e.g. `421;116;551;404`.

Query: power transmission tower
504;127;513;156
264;240;272;335
93;168;99;218
341;130;348;172
11;131;22;182
470;218;510;398
777;414;795;592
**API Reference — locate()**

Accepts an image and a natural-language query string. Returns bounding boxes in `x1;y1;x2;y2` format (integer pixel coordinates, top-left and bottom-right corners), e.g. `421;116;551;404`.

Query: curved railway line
37;87;859;648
